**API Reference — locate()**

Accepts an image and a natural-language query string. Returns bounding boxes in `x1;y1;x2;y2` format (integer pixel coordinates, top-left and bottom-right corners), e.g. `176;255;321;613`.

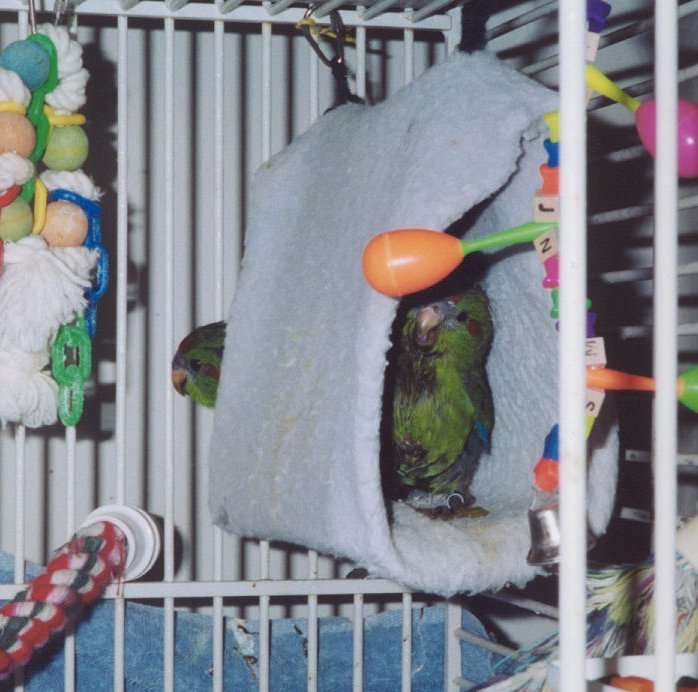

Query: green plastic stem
460;221;558;257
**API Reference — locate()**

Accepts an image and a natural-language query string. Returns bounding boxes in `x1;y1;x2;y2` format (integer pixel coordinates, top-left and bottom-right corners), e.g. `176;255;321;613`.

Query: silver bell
526;504;596;567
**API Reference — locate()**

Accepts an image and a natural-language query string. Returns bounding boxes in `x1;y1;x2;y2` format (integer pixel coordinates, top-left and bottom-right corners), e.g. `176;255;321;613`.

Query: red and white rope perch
0;503;161;680
0;520;125;678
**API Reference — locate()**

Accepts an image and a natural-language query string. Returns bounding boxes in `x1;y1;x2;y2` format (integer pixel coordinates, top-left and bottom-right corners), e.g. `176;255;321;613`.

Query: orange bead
537;164;559;195
41;200;88;247
362;229;463;297
0;111;36;157
533;457;559;493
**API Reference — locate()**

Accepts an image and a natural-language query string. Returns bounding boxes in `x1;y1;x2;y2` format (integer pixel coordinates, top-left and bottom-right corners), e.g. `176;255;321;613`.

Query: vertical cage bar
557;0;588;687
258;540;271;692
13;20;33;692
652;1;679;689
12;418;25;687
113;598;126;692
401;593;412;692
213;19;225;319
115;9;129;507
17;6;27;37
212;18;226;692
163;16;176;692
309;47;320;123
13;425;25;585
63;610;76;687
113;15;130;691
352;593;363;691
64;427;77;691
258;19;274;692
307;551;318;692
65;426;76;536
444;601;461;692
355;23;366;101
13;424;25;692
261;21;272;160
403;28;414;84
162;12;176;587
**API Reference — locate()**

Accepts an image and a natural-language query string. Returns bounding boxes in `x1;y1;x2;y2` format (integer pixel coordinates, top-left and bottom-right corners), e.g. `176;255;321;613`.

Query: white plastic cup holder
80;504;161;582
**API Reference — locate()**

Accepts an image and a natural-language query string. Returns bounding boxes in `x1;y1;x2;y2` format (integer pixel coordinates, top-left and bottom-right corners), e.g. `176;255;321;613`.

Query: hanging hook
53;0;75;27
299;4;347;69
27;0;37;34
299;5;362;108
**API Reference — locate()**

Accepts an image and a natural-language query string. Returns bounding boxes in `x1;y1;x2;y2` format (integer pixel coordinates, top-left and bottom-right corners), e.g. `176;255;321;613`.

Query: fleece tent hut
208;50;619;597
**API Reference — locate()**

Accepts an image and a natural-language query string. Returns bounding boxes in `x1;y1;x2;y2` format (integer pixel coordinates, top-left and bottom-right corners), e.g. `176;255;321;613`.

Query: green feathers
389;286;494;509
171;321;226;408
172;287;495;518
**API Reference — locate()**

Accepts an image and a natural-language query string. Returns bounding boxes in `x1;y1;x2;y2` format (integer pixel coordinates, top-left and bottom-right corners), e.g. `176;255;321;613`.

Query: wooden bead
43;126;89;171
0;195;32;241
0;111;36;157
40;200;88;247
0;39;51;90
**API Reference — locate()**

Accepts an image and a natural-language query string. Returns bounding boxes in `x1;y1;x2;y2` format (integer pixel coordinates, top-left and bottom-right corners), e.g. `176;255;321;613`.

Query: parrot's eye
456;311;469;322
189;358;202;373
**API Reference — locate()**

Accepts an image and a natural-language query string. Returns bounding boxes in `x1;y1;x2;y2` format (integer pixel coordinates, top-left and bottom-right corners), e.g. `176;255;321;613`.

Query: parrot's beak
171;367;187;396
415;305;442;348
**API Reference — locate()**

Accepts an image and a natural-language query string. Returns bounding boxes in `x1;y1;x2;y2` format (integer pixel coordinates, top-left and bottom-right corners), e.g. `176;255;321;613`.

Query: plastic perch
586;63;698;178
362;222;558;297
80;504;161;581
586;364;698;414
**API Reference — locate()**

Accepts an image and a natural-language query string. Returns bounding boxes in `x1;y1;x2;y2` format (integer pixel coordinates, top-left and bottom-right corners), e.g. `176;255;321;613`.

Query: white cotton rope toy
0;236;96;354
209;50;619;596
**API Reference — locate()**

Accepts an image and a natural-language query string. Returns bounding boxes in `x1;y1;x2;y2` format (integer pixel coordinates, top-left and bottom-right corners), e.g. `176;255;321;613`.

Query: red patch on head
467;319;480;336
203;362;221;382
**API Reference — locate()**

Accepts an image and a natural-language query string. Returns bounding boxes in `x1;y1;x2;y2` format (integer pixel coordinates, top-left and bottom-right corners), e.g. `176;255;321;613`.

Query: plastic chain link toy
0;11;107;428
361;1;698;563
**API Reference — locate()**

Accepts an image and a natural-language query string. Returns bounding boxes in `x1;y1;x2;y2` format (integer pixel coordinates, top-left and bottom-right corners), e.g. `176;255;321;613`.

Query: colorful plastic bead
586;0;612;33
543;139;559;168
542;254;559;288
0;39;51;91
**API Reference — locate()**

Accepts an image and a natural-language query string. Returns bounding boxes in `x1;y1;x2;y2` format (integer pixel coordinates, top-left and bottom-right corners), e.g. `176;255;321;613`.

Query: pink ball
635;98;698;178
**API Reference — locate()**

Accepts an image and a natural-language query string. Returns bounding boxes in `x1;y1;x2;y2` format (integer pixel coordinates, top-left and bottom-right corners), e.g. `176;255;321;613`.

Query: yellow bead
40;200;88;247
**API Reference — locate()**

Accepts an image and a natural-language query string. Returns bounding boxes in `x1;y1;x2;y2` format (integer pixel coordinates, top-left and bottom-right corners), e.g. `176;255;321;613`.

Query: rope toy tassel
0;520;126;679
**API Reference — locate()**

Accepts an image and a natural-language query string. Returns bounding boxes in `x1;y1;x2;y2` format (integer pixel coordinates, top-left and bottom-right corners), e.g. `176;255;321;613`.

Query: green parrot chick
171;320;226;408
390;286;494;517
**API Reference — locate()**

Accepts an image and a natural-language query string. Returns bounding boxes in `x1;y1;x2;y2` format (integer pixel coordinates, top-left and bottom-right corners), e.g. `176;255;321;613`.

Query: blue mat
0;551;500;690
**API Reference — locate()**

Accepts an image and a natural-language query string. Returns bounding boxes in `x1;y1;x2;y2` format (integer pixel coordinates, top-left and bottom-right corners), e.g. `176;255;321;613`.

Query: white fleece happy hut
208;50;619;597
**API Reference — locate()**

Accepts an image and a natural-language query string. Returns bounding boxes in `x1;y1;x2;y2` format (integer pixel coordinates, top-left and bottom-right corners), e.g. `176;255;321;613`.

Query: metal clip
53;0;75;27
300;5;349;69
27;0;37;34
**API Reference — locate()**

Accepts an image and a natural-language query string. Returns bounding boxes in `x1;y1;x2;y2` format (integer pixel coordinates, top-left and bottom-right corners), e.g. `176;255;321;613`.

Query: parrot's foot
408;491;489;520
418;503;489;520
345;567;369;579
